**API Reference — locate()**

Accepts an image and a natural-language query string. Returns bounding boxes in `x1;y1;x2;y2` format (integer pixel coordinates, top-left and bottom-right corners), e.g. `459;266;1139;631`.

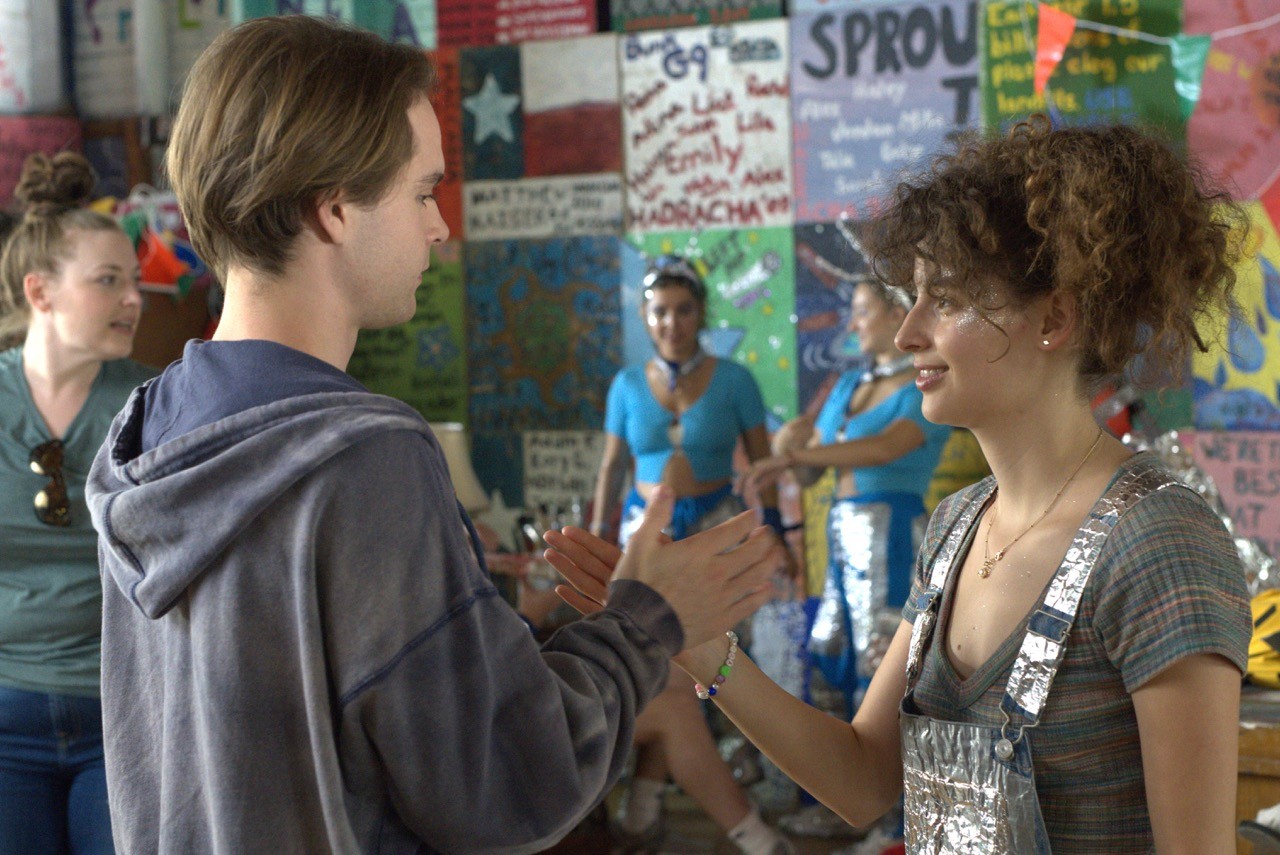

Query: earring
1042;339;1051;346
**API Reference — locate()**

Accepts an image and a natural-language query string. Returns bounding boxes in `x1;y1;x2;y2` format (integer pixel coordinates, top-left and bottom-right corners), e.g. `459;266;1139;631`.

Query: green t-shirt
0;346;156;696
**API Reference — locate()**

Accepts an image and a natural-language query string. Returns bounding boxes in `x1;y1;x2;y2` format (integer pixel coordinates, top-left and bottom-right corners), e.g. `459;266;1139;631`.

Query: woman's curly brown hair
864;115;1247;387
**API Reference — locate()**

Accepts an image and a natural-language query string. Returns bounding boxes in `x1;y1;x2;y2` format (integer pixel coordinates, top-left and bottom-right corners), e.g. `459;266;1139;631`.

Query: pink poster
1186;0;1280;202
1189;430;1280;561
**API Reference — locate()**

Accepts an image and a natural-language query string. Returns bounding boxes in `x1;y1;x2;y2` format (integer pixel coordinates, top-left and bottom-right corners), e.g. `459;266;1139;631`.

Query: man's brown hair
166;15;436;281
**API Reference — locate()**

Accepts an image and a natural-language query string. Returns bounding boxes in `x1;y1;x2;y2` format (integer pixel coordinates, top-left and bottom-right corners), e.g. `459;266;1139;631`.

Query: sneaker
1241;821;1280;855
777;803;859;839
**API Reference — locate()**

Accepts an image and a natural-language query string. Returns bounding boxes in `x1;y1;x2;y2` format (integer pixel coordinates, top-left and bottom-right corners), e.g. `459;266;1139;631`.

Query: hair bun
14;152;97;217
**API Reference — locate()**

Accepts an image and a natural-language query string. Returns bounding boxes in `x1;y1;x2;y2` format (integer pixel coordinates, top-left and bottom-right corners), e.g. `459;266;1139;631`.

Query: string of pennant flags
1032;3;1280;120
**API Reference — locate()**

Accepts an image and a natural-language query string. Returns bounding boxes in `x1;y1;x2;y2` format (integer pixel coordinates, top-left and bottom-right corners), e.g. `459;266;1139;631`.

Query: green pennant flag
1170;34;1212;121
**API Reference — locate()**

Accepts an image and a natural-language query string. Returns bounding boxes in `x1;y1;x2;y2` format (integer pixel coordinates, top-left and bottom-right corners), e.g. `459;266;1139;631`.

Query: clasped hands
540;485;786;653
739;413;817;492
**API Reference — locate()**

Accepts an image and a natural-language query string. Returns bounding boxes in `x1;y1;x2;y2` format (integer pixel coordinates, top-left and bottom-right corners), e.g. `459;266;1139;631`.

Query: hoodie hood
88;386;430;620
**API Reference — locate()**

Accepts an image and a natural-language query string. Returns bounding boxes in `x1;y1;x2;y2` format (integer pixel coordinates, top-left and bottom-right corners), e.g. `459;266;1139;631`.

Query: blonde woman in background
0;152;154;853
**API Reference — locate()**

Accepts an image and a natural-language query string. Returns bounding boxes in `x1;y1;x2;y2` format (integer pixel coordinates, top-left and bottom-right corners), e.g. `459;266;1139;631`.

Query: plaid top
902;453;1250;853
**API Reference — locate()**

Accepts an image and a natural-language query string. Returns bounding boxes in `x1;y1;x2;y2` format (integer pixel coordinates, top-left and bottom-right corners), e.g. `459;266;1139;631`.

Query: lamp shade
428;423;490;513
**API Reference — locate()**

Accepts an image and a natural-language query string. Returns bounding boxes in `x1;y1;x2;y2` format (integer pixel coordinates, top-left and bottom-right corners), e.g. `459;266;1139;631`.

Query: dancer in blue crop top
748;277;949;844
591;256;794;854
591;255;786;549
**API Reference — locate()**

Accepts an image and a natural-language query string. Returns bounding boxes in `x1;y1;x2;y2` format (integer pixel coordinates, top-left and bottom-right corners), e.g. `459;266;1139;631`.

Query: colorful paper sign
460;44;524;180
792;222;872;411
465;235;623;433
982;0;1185;133
432;46;466;239
791;0;980;223
625;227;798;425
73;0;137;119
367;0;436;47
0;0;65;113
1186;0;1280;202
464;174;624;240
1192;202;1280;430
232;1;436;47
621;21;793;233
1190;430;1280;561
170;0;231;98
522;430;606;510
454;34;624;238
438;0;594;47
347;241;469;424
521;34;622;177
611;0;782;32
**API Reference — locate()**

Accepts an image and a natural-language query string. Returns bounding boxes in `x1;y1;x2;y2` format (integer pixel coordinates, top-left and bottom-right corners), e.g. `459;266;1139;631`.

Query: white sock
728;808;788;855
618;777;664;834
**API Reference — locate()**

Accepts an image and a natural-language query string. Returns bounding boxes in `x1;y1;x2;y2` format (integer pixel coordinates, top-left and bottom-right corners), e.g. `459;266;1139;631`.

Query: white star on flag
463;74;520;145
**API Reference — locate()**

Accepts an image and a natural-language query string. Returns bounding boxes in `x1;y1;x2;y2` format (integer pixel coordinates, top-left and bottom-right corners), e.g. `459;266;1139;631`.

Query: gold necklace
979;429;1104;579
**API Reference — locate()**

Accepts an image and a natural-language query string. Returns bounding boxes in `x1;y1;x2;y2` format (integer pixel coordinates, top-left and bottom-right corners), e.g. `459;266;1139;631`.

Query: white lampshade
429;423;490;513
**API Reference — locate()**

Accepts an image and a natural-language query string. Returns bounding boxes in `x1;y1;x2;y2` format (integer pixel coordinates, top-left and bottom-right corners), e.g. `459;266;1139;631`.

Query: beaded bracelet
694;631;738;700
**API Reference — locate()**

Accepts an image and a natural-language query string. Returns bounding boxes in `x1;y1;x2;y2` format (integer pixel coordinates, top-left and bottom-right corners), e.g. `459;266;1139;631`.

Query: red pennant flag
1035;4;1078;96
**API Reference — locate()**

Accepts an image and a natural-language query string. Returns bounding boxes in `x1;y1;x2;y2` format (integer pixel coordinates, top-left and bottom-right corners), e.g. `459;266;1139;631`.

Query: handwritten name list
621;20;793;233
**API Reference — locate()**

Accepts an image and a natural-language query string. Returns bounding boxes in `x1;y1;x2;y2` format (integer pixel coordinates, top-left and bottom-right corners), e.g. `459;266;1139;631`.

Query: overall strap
1000;454;1181;730
904;477;997;687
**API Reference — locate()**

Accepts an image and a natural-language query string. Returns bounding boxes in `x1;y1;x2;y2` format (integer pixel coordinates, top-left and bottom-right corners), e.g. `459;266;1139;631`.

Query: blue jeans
0;685;114;855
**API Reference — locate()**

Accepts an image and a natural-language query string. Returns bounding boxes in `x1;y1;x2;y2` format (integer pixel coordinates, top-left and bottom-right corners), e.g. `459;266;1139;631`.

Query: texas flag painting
460;34;625;240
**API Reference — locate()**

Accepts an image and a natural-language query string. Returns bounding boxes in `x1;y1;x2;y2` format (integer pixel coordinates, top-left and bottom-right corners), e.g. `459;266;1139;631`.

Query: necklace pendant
978;560;993;579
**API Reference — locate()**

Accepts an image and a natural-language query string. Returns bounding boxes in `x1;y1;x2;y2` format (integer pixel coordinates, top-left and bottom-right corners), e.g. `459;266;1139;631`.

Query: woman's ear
23;271;52;313
1038;290;1078;350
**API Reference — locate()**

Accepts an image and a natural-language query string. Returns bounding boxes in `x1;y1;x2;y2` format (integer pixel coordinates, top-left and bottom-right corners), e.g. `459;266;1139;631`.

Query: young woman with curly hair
548;117;1251;854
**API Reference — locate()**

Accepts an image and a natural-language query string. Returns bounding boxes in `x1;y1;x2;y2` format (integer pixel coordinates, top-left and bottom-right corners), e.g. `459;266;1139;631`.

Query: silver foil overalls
899;455;1178;853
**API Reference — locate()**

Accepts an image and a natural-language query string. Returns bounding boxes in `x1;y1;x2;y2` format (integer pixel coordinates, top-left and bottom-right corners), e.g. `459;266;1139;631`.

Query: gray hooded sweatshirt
87;346;682;855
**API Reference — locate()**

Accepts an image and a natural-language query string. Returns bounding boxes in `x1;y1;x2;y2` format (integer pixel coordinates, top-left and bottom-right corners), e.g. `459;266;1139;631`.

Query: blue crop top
813;371;951;496
605;359;766;484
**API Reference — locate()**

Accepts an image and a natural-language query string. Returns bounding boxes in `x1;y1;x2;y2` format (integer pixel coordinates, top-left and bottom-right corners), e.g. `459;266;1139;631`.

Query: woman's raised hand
543;486;784;650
